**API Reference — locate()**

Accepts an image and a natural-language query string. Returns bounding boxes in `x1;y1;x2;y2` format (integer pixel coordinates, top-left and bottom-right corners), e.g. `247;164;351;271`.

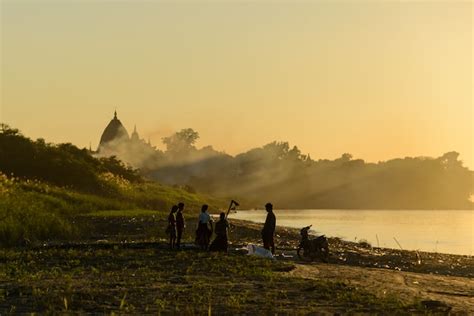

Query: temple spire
114;110;117;119
131;124;139;141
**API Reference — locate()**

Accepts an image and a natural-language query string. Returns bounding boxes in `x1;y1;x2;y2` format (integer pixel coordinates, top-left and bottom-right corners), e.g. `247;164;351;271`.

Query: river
228;209;473;256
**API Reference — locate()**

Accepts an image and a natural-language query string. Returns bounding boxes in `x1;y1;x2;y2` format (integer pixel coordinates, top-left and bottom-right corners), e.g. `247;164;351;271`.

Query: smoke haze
98;128;474;210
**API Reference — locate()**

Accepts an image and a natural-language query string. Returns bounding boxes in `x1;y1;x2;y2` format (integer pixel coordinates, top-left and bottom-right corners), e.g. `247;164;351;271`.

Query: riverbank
231;219;474;313
229;209;474;256
1;211;472;314
229;219;473;278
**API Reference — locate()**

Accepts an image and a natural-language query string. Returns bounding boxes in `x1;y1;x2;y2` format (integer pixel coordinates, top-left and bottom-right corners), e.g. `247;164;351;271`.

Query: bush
0;191;76;247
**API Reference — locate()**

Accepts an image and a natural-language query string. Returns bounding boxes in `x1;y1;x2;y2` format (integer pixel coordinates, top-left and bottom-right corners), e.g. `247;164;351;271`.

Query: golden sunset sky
1;1;472;168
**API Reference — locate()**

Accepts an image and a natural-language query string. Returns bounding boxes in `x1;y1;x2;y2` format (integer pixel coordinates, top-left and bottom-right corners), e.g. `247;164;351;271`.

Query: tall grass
0;173;223;247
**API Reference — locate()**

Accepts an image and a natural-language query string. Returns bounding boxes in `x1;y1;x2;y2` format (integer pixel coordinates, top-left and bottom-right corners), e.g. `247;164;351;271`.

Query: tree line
1;124;472;209
147;128;474;209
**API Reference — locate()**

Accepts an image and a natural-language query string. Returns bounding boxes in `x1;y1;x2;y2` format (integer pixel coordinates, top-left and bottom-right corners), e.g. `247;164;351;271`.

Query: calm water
229;210;473;256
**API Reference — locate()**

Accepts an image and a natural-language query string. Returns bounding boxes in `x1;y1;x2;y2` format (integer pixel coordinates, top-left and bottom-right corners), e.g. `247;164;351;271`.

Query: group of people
166;203;231;252
166;202;277;254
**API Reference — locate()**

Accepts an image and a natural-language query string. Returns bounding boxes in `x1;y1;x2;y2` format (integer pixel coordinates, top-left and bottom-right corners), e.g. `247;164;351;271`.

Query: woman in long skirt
196;204;213;250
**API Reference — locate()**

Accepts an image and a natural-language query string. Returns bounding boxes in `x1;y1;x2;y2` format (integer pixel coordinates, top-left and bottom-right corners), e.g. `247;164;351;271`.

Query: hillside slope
0;124;223;246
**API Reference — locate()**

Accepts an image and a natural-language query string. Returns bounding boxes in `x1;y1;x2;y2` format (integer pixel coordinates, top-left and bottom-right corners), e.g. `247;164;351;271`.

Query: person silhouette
196;204;213;250
261;203;276;254
167;205;178;249
176;202;185;249
209;212;229;252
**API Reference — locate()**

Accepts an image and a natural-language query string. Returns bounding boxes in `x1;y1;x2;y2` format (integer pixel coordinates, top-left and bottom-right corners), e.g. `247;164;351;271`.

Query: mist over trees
1;124;472;209
146;128;474;209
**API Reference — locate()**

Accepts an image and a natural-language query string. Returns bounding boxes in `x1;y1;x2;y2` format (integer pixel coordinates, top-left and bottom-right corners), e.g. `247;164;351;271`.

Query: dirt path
287;262;474;313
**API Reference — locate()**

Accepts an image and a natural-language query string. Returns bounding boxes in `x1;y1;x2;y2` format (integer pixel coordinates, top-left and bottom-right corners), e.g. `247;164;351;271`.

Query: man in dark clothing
261;202;276;254
176;202;185;249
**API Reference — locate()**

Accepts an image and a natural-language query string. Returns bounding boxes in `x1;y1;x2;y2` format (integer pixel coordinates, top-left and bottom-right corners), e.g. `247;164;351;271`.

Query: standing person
167;205;178;249
261;202;276;254
209;212;230;252
176;202;185;249
196;204;213;250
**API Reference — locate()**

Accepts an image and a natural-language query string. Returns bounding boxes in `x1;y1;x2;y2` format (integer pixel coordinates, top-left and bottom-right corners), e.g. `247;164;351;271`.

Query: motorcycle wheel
297;246;303;259
319;247;329;263
297;246;314;261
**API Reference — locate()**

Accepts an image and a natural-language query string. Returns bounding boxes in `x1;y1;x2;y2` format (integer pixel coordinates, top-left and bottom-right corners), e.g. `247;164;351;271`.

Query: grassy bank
0;173;223;247
0;125;225;247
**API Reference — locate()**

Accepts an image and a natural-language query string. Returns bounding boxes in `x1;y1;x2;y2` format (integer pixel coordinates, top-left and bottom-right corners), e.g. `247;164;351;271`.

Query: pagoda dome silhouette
99;111;130;148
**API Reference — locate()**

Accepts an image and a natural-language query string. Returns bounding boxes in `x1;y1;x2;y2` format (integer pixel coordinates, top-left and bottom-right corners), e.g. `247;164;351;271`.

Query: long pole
225;200;235;219
393;237;403;251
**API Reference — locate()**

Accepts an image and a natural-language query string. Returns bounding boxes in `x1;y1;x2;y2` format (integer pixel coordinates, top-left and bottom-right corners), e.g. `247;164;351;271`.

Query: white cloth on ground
247;244;274;259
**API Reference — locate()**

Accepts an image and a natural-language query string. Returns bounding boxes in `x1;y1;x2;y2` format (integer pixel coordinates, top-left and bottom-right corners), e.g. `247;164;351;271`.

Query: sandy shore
228;219;474;313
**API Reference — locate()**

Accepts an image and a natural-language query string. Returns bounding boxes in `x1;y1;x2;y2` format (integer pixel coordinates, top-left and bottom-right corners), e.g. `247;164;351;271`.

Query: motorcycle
297;225;329;262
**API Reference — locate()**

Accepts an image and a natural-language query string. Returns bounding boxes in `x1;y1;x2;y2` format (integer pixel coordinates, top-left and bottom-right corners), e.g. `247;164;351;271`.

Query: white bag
247;244;274;259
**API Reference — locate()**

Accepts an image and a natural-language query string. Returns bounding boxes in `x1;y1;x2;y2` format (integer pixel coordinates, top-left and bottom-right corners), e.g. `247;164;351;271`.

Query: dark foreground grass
0;246;422;314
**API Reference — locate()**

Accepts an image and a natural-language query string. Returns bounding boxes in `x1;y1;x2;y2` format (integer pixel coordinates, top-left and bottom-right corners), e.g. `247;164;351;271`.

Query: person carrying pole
209;212;229;252
209;200;239;252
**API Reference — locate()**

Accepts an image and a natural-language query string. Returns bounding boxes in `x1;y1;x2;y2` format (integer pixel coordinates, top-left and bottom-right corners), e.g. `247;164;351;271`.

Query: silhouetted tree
162;128;199;153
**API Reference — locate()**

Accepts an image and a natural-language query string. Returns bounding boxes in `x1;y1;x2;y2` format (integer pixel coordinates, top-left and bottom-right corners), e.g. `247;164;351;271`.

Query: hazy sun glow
1;1;472;168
